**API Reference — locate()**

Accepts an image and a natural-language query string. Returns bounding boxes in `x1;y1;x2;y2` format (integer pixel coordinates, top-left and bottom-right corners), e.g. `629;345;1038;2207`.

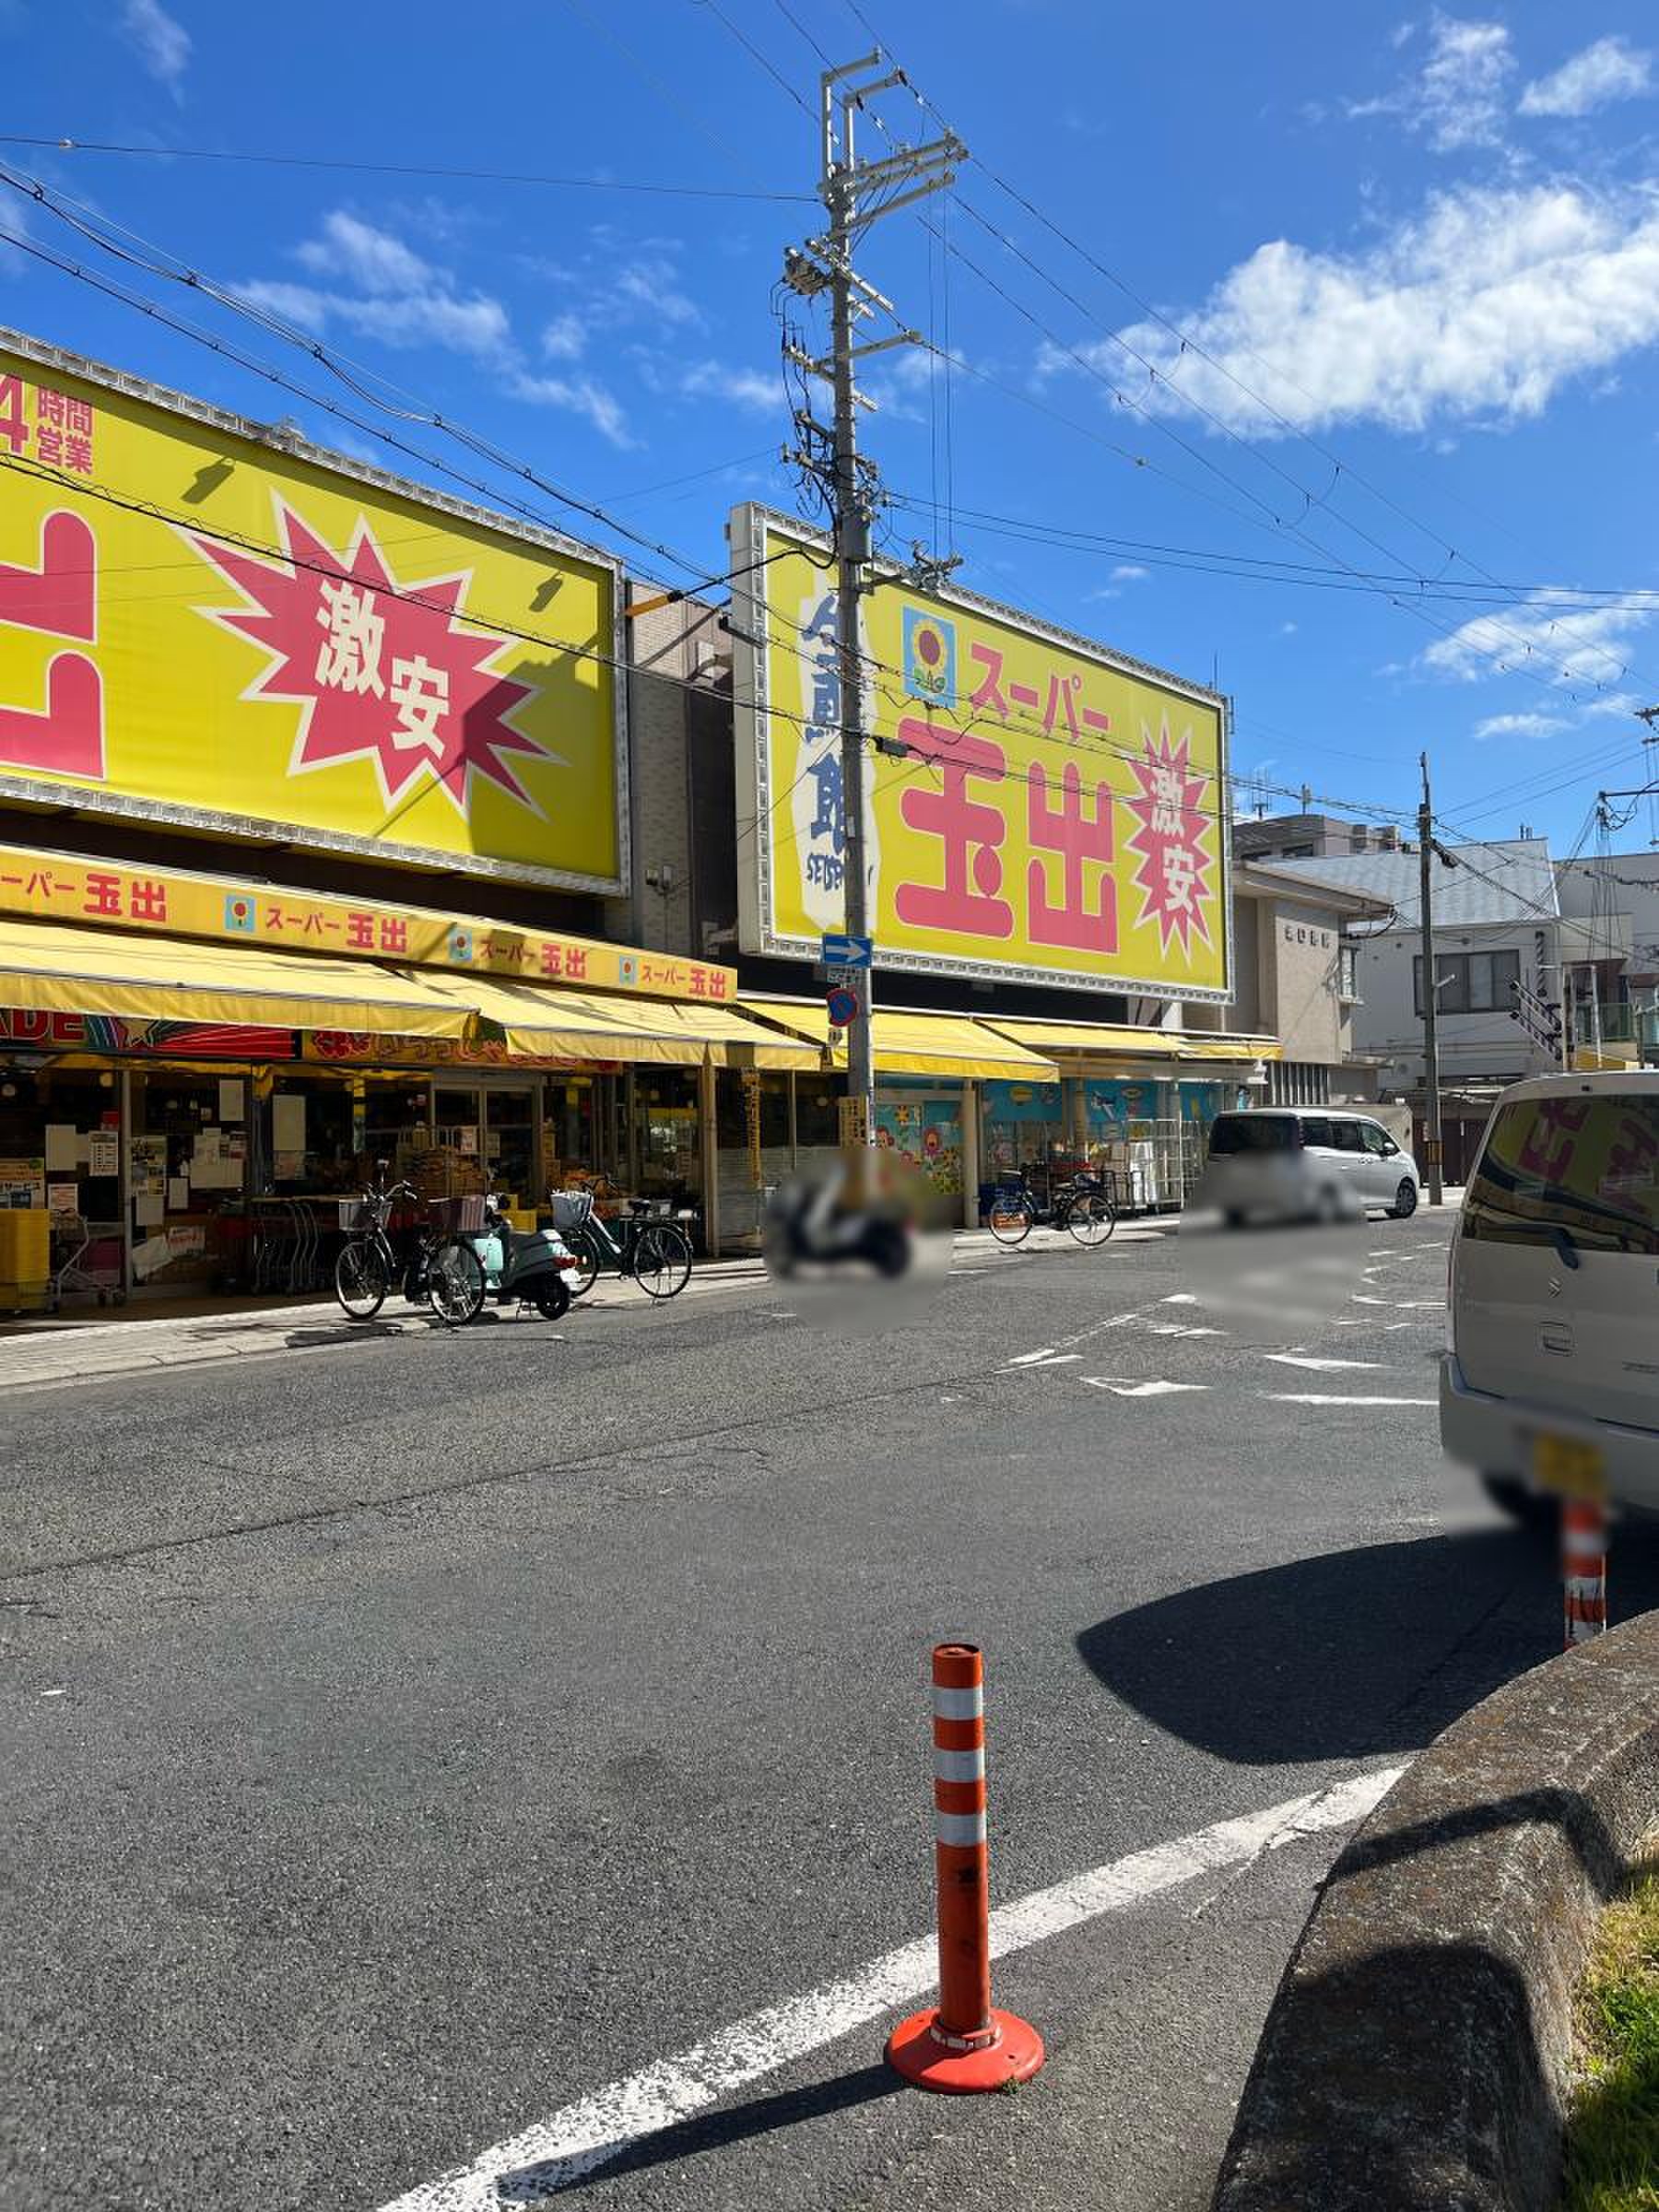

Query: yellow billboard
0;332;625;890
731;508;1230;1000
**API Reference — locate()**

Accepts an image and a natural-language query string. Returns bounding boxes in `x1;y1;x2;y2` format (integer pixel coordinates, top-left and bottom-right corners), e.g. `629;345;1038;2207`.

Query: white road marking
1083;1377;1211;1397
1147;1323;1223;1338
1160;1292;1201;1305
1002;1348;1082;1368
1268;1393;1437;1407
1264;1354;1383;1372
372;1766;1404;2211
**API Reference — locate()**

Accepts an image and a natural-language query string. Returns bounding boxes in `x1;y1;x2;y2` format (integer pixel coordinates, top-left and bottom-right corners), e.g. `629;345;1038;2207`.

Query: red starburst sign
1123;719;1216;959
187;504;552;820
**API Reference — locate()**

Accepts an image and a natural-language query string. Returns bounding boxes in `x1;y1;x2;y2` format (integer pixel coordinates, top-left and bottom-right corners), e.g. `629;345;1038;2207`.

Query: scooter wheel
527;1276;571;1321
869;1224;911;1278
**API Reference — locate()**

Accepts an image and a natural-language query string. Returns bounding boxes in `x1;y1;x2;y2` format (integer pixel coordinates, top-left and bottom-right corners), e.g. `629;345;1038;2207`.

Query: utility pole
782;58;962;1146
1418;754;1445;1207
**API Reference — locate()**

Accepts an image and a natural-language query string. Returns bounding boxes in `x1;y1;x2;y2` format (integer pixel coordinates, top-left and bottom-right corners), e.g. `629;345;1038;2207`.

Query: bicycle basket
430;1193;487;1235
338;1197;375;1232
550;1188;594;1230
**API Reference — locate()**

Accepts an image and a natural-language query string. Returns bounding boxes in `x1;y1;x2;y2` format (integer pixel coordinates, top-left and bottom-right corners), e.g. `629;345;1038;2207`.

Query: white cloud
1424;593;1653;692
678;359;779;413
119;0;189;93
1280;619;1300;635
1088;563;1149;601
1085;182;1659;438
541;312;587;362
0;190;29;276
617;256;701;328
1349;13;1514;151
509;371;634;448
1472;710;1570;739
297;212;432;296
1519;36;1653;119
241;211;632;447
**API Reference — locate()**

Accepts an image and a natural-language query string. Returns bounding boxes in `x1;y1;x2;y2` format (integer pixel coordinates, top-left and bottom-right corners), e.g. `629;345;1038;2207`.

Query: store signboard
0;842;735;1001
730;506;1230;1000
0;331;627;891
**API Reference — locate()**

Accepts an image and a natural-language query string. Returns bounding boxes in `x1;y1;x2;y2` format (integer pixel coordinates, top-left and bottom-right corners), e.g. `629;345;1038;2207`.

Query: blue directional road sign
826;985;860;1029
820;932;873;969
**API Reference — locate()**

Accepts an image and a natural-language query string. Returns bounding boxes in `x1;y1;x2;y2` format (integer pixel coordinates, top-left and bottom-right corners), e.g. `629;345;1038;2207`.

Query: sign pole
1418;755;1445;1208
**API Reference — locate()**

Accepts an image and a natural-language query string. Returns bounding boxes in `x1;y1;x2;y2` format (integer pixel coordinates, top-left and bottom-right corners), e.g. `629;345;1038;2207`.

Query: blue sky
5;0;1659;852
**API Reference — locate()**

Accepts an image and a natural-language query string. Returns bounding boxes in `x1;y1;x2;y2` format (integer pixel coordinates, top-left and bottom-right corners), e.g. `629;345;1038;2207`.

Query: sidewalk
0;1219;1168;1393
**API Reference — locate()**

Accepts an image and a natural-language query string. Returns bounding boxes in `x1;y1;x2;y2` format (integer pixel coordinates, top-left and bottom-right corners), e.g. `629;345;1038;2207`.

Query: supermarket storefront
0;849;808;1304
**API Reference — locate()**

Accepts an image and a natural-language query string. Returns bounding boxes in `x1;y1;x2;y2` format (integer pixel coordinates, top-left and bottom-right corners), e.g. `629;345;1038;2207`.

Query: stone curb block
1211;1606;1659;2212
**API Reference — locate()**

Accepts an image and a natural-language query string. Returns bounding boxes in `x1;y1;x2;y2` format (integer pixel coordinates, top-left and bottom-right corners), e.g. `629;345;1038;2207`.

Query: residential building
1268;836;1635;1180
1233;811;1402;865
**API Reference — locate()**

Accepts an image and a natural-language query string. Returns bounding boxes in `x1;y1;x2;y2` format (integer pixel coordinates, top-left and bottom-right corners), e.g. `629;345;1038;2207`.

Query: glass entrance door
432;1086;483;1179
483;1086;536;1206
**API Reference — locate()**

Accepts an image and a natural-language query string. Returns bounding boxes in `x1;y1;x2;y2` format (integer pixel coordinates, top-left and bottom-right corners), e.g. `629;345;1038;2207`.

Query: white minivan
1194;1107;1423;1225
1441;1071;1659;1519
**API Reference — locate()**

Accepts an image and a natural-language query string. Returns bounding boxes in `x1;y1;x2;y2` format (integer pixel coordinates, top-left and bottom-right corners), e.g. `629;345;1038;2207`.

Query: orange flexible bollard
886;1642;1045;2094
1563;1496;1607;1649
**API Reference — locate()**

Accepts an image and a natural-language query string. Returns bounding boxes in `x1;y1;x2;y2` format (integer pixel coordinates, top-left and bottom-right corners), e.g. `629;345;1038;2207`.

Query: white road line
372;1766;1403;2211
1001;1348;1082;1368
1083;1378;1211;1397
1268;1393;1437;1407
1264;1354;1383;1372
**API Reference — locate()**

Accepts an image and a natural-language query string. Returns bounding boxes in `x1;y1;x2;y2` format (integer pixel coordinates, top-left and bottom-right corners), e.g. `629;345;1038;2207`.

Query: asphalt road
4;1211;1636;2212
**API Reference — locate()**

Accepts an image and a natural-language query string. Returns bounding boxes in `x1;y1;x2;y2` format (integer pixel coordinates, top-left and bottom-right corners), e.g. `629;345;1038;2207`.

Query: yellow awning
1177;1035;1284;1063
0;915;474;1035
986;1018;1191;1063
441;975;822;1069
740;996;1059;1081
986;1018;1284;1067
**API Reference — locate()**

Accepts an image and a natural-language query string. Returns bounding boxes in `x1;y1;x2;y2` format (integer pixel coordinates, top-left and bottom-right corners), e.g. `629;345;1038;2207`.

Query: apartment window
1412;947;1520;1015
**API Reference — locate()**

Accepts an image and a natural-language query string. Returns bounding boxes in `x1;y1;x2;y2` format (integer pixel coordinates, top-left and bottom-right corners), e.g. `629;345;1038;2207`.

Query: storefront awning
1176;1035;1284;1063
0;915;475;1036
984;1018;1284;1069
438;975;822;1070
740;996;1060;1081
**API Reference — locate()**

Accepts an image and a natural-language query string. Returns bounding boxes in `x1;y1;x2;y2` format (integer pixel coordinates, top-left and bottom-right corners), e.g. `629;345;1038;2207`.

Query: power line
833;0;1659;708
0;134;817;202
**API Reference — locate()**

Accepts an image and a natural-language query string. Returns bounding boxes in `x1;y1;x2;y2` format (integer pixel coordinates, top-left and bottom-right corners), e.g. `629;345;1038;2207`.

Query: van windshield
1465;1093;1659;1256
1208;1114;1300;1156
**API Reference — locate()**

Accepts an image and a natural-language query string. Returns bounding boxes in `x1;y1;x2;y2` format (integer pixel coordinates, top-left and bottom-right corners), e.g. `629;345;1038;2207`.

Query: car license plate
1531;1432;1607;1500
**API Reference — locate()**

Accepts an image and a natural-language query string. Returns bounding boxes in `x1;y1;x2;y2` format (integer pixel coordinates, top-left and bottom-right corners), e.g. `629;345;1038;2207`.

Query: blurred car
1441;1071;1659;1522
1193;1107;1422;1226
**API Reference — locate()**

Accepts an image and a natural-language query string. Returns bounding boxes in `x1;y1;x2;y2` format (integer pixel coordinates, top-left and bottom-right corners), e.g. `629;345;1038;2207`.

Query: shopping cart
50;1213;125;1308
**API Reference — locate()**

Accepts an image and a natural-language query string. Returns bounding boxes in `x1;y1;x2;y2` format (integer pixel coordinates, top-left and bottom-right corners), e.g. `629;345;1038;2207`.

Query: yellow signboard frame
730;506;1231;1002
0;328;629;895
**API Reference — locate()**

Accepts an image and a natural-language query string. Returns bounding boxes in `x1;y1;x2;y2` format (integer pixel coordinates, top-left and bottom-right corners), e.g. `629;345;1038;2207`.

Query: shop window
794;1084;841;1150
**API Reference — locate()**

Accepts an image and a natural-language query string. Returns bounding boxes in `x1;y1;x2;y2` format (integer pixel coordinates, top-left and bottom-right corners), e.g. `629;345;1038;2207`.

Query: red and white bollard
1562;1496;1608;1650
886;1642;1045;2094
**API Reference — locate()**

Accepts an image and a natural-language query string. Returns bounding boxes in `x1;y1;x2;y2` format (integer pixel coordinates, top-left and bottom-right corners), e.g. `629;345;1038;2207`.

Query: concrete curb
1211;1607;1659;2212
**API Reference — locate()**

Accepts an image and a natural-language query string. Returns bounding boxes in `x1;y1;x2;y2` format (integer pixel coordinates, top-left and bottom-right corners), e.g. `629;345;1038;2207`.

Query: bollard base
885;2006;1045;2094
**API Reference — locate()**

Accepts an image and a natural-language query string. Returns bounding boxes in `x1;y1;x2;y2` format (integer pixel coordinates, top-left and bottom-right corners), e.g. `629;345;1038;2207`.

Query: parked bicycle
985;1165;1117;1249
553;1190;693;1300
333;1165;485;1326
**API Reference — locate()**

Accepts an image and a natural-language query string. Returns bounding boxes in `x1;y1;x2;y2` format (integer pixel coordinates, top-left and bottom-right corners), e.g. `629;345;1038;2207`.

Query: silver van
1441;1072;1659;1519
1195;1108;1423;1225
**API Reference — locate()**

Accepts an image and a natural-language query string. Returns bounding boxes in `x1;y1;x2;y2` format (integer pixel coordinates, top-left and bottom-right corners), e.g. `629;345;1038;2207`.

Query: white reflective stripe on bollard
934;1686;982;1722
936;1811;988;1847
935;1747;985;1784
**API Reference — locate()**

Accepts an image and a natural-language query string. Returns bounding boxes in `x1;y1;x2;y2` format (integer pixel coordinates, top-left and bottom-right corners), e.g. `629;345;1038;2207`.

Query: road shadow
1077;1524;1659;1765
494;2060;904;2200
